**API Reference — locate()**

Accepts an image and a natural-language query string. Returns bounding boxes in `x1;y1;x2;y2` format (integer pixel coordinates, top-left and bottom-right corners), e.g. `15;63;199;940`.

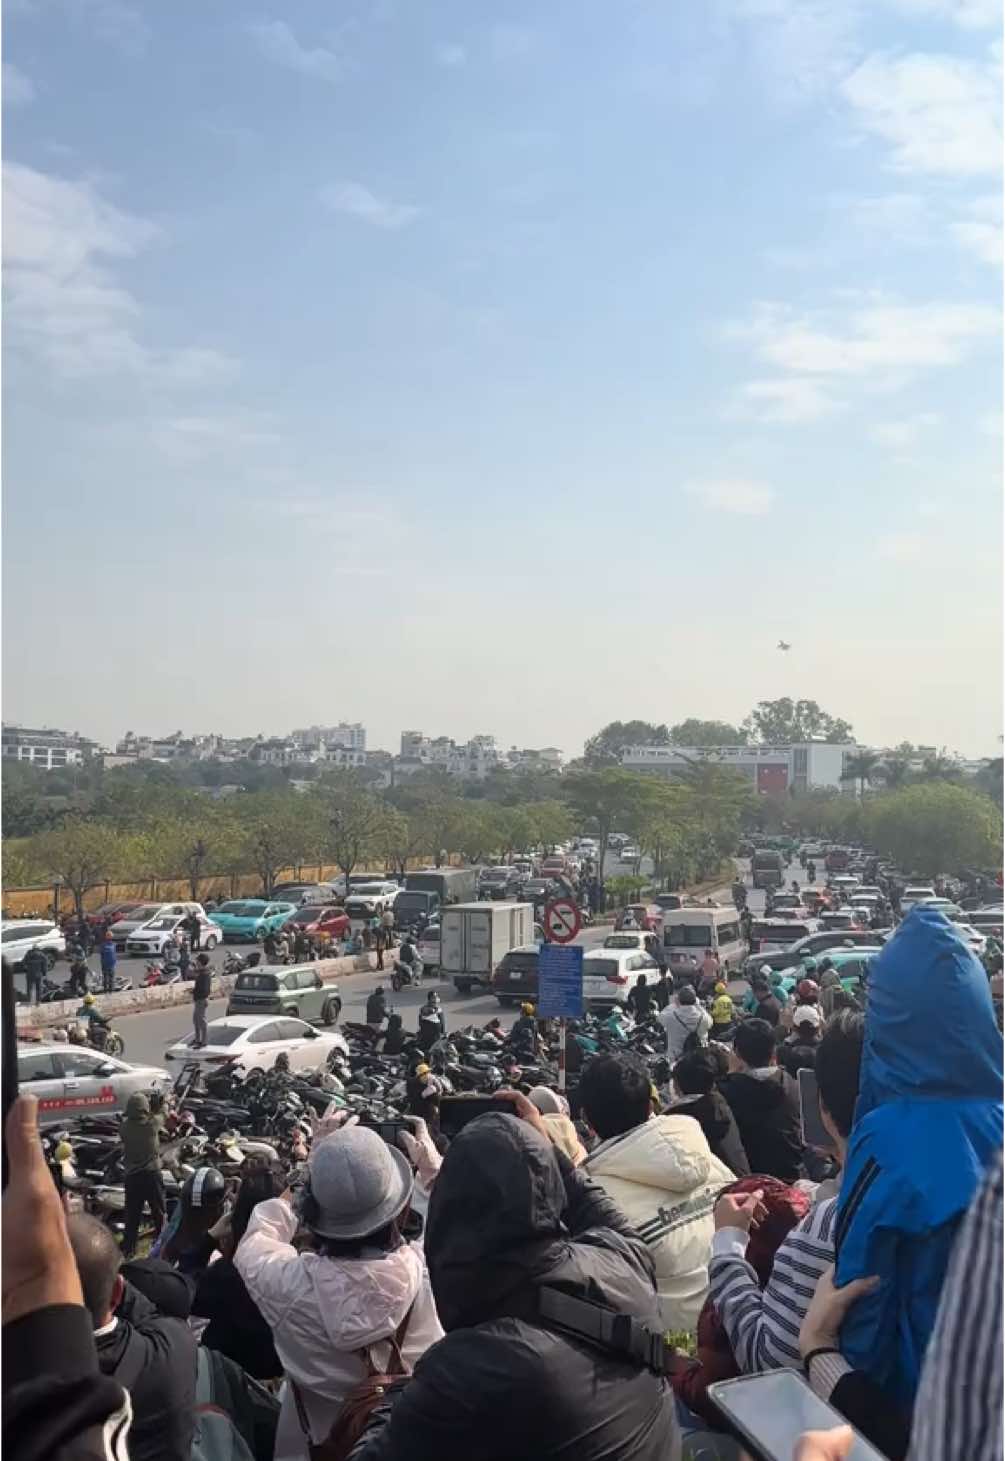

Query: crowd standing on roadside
3;864;1003;1461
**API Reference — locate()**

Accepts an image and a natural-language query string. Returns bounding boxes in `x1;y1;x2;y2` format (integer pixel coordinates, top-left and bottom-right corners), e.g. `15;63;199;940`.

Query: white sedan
165;1015;348;1075
126;913;223;957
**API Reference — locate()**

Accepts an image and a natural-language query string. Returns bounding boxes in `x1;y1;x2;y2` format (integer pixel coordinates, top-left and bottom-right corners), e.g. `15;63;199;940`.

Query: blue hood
856;904;1002;1121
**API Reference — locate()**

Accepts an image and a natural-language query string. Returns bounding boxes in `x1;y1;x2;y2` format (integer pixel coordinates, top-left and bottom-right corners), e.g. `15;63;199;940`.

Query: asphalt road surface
112;860;798;1072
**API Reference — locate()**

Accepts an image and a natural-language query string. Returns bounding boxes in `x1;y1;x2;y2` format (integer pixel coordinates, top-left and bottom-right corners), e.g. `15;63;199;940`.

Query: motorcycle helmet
521;1002;535;1015
414;1063;431;1079
83;993;95;1006
54;1140;74;1163
802;959;818;974
53;1027;69;1042
796;978;820;1002
182;1166;226;1210
273;1051;291;1074
714;981;727;995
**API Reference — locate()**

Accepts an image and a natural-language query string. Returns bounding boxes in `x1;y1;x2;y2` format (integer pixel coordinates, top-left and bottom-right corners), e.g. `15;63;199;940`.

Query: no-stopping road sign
544;897;582;944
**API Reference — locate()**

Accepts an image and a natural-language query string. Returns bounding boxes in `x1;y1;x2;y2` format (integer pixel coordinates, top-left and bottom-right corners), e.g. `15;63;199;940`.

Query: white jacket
235;1199;444;1461
660;1002;712;1063
585;1115;733;1333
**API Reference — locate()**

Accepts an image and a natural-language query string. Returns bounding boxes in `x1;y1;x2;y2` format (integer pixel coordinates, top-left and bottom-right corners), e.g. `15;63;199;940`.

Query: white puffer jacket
235;1199;443;1461
585;1115;733;1333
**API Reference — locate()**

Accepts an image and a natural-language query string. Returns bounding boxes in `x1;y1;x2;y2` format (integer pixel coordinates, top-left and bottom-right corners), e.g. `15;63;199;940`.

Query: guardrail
15;951;381;1034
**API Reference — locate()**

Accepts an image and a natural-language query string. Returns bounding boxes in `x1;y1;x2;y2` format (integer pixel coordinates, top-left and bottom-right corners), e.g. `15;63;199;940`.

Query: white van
660;905;747;976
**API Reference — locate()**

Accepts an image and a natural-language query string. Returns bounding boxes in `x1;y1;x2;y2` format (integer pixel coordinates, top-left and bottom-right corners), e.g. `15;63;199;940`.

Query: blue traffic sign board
537;942;584;1019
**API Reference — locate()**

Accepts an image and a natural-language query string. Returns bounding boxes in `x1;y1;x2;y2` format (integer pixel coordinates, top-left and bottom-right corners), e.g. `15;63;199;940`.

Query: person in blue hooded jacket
834;904;1002;1410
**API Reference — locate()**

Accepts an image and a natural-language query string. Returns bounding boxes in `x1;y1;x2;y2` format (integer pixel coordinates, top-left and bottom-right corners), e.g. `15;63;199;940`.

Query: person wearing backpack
234;1116;443;1461
344;1095;681;1461
659;984;712;1062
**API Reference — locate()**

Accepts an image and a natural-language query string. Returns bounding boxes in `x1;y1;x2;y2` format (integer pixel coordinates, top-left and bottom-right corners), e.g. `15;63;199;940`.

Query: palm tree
879;756;911;789
841;750;881;798
919;751;961;783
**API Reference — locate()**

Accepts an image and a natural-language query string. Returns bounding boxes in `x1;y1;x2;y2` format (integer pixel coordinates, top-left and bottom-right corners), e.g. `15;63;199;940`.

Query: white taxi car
18;1043;171;1123
165;1014;348;1075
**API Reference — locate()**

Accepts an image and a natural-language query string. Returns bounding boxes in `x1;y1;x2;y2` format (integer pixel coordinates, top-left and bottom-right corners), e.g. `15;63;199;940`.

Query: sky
2;0;1002;760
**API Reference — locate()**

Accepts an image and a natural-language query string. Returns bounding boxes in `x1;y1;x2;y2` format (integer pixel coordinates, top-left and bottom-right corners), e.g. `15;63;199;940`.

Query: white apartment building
397;731;501;781
2;725;99;770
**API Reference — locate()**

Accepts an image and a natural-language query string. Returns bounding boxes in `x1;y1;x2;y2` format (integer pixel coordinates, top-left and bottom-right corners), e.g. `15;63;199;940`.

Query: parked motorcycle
222;950;262;977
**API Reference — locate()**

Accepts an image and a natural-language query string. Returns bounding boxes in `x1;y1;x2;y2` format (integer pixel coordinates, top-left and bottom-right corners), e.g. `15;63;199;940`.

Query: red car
283;905;350;944
85;901;145;932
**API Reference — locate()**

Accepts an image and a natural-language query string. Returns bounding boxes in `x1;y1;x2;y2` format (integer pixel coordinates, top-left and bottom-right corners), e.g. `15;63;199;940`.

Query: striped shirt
707;1195;838;1371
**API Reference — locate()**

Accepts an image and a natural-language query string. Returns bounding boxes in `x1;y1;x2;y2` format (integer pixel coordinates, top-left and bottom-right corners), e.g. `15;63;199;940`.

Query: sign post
544;897;582;945
537;943;584;1092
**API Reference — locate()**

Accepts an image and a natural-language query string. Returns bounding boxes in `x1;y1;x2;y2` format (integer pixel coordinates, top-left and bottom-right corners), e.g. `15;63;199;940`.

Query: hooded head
855;905;1002;1122
425;1113;566;1331
124;1092;151;1121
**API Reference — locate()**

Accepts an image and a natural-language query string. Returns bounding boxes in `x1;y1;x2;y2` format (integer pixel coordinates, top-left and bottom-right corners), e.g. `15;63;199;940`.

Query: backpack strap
358;1299;415;1378
537;1288;669;1376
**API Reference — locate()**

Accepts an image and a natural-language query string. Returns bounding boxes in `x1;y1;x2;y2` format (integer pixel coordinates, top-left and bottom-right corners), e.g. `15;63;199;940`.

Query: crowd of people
3;900;1003;1461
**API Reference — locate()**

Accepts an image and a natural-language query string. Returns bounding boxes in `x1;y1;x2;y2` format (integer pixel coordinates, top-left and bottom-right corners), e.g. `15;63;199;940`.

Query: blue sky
3;0;1001;757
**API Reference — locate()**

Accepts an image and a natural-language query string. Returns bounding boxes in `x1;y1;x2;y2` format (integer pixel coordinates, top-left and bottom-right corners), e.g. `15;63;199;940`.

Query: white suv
1;920;66;970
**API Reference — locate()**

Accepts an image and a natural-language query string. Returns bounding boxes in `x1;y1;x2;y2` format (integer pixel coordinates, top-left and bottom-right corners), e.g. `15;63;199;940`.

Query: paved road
113;860;801;1072
115;923;614;1070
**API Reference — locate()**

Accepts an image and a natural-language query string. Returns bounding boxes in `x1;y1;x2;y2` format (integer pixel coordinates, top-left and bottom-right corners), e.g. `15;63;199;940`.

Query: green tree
374;807;427;877
0;840;44;895
155;806;243;898
32;818;123;920
878;756;912;790
525;800;574;851
863;784;1002;877
236;793;319;896
582;720;670;769
318;775;385;888
918;751;962;783
742;698;854;745
974;757;1004;808
841;750;881;798
563;769;663;890
668;719;745;746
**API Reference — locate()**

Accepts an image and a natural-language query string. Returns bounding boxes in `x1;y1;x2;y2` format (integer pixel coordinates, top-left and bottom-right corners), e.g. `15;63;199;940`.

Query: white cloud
734;297;1000;379
684;479;777;514
876;531;926;560
870;412;940;449
434;42;466;68
841;52;1001;176
724;0;861;100
734;376;845;421
3;161;235;383
838;191;931;241
950;193;1003;265
319;181;419;230
249;20;339;83
882;0;1001;28
3;63;35;106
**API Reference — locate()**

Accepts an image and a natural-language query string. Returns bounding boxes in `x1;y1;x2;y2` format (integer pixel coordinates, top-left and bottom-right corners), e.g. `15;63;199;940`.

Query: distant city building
397;730;501;781
2;724;100;770
292;722;366;754
505;746;563;772
621;742;856;794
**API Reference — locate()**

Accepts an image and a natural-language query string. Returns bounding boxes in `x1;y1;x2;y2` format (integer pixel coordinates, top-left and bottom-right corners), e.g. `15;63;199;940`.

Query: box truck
440;901;536;993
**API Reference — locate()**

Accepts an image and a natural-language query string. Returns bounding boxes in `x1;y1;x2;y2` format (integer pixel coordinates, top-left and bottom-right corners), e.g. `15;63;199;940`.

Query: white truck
441;901;536;994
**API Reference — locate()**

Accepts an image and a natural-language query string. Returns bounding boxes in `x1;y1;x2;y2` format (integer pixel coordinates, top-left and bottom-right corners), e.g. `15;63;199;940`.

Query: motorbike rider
806;860;817;883
732;880;747;909
394;934;420;984
366;984;389;1029
417;991;446;1054
381;1011;407;1055
68;953;91;999
74;992;110;1049
625;973;655;1022
511;1002;539;1050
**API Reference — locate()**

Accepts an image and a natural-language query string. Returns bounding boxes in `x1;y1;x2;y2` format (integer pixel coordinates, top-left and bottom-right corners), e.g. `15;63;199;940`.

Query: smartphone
2;958;18;1189
438;1093;519;1138
798;1067;833;1151
358;1115;415;1147
708;1370;886;1461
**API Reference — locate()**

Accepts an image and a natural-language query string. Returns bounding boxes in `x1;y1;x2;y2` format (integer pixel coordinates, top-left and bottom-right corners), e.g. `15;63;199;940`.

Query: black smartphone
709;1371;885;1461
2;958;18;1189
797;1067;833;1150
438;1094;519;1138
358;1115;415;1147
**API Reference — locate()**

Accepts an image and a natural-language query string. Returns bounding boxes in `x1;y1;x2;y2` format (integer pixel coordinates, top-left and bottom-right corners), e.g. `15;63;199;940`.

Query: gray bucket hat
307;1126;414;1240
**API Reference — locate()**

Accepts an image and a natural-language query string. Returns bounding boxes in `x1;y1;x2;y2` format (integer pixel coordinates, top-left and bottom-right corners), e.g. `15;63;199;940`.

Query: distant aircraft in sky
777;640;791;651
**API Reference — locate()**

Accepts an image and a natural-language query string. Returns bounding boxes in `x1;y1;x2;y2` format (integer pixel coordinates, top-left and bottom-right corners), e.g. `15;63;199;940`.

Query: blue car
211;900;296;943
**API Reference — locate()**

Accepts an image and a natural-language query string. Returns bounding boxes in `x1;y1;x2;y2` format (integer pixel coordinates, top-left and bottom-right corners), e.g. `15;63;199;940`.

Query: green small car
225;963;342;1024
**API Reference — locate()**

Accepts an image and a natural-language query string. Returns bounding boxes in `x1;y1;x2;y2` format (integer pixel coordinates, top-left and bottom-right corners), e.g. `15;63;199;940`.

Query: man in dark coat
719;1019;802;1182
66;1213;196;1461
348;1106;680;1461
668;1050;750;1177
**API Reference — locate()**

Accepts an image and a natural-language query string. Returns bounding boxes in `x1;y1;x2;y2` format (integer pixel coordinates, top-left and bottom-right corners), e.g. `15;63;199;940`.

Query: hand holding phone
437;1093;520;1138
708;1371;885;1461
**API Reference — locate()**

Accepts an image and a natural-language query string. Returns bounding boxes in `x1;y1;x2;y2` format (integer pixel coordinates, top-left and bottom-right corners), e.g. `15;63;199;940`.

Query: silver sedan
17;1043;172;1123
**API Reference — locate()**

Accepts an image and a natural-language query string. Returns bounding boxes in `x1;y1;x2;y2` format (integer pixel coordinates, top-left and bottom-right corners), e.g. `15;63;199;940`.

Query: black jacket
96;1282;196;1461
22;946;48;980
719;1069;802;1182
752;993;782;1026
665;1090;751;1177
366;990;388;1024
3;1304;131;1461
779;1036;819;1080
192;968;211;1001
349;1113;679;1461
192;1255;281;1379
